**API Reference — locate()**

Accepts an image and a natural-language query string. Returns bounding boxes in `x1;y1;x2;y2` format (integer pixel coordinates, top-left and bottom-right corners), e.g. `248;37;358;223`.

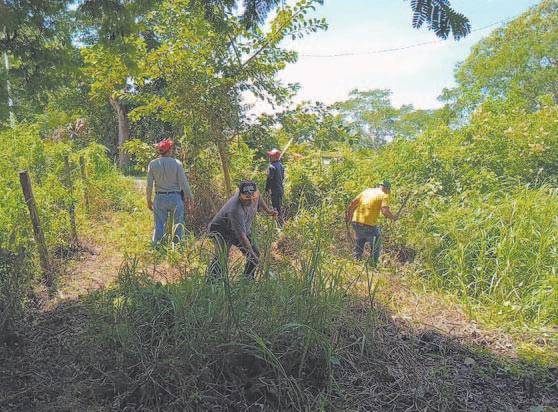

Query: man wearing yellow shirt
345;180;399;263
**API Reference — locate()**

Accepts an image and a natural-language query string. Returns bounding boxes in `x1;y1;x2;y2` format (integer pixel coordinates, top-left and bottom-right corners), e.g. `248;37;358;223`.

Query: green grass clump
87;245;359;410
412;186;558;327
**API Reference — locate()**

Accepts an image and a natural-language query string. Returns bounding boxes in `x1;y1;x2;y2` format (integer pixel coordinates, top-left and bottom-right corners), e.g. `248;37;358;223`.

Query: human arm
258;196;278;217
265;165;274;196
146;163;154;211
381;206;399;221
176;161;194;210
238;232;259;262
345;197;360;223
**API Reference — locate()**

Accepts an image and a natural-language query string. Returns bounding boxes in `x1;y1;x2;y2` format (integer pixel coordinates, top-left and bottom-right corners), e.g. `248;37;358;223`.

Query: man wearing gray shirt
208;181;277;279
146;140;194;242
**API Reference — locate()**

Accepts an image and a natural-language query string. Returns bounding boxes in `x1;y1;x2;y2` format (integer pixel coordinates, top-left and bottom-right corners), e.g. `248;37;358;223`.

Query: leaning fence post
63;155;77;242
79;156;90;214
19;170;53;285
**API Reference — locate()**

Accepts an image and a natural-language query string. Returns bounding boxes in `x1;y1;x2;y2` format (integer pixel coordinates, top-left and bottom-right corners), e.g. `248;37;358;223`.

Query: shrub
0;247;34;340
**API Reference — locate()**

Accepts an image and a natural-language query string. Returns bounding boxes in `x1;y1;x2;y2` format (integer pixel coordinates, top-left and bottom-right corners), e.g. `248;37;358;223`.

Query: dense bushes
275;98;558;328
0;126;139;251
376;100;558;196
0;123;146;298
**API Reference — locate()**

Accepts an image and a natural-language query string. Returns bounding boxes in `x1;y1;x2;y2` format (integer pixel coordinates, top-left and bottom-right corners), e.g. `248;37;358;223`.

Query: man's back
266;161;284;195
147;157;194;203
352;188;388;226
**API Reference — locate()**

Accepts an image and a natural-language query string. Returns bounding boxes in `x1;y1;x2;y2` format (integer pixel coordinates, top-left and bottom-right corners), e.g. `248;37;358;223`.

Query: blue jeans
352;222;382;263
152;193;184;242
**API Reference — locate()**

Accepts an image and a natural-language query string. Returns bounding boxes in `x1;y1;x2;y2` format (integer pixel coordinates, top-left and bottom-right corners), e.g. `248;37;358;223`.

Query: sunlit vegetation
1;0;557;410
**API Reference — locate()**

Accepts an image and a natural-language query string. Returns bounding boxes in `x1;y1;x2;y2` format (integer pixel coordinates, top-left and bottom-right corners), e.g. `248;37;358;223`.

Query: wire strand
297;16;518;58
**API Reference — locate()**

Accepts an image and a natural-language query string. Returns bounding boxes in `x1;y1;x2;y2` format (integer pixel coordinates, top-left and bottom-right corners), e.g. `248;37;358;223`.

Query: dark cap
378;179;391;189
239;181;257;194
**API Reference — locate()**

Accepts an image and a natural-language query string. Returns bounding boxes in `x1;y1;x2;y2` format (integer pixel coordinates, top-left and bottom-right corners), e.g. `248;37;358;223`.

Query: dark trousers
352;222;382;263
270;192;283;220
208;231;260;278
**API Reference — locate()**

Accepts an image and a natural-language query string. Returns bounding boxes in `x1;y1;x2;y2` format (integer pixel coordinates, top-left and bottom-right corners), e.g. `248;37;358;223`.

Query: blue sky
260;0;542;112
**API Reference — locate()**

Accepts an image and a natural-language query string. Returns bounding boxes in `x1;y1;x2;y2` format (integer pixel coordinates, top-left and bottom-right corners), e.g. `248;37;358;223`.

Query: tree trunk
209;115;233;197
217;140;232;197
109;96;130;166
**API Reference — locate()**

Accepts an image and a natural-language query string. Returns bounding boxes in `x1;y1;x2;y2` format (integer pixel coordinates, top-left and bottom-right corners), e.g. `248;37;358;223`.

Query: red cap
158;140;173;154
267;148;281;157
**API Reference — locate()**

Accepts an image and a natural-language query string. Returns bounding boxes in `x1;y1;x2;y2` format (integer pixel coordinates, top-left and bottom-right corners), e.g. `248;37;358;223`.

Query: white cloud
248;0;541;115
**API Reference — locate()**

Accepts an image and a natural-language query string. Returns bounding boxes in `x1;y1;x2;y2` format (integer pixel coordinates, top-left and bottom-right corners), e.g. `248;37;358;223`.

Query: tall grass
0;126;141;252
414;185;558;326
0;247;34;340
277;102;558;330
86;200;386;409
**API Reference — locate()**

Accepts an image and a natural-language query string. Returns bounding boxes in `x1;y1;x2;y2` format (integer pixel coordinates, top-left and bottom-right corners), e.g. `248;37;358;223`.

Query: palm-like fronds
410;0;471;40
191;0;281;30
241;0;281;29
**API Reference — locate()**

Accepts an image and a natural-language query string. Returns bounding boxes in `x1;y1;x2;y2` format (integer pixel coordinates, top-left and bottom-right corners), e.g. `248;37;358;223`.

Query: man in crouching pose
208;181;277;279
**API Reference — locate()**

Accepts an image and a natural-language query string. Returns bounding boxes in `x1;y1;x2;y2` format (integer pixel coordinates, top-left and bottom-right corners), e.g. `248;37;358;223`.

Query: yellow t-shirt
352;188;389;226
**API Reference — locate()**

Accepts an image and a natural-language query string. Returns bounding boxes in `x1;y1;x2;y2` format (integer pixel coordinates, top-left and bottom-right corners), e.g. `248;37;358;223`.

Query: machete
396;191;412;216
278;137;294;160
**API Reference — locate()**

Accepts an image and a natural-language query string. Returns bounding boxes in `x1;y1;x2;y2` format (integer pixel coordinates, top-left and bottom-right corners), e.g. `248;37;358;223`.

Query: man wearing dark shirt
265;148;285;223
208;181;277;279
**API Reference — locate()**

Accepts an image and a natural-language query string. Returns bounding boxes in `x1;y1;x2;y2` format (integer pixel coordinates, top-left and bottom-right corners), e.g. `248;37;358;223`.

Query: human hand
188;199;194;211
268;209;278;217
265;190;271;197
147;199;153;211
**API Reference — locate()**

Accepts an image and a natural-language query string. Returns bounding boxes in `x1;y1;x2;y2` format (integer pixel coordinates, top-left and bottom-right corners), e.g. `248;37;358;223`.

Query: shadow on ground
1;296;557;412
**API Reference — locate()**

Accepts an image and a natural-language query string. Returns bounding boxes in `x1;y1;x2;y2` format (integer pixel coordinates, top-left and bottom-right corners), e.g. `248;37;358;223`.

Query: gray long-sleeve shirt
146;156;194;200
208;192;258;236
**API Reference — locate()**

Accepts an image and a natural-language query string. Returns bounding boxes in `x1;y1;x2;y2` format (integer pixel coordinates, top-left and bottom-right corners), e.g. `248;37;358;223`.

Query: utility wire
298;16;519;58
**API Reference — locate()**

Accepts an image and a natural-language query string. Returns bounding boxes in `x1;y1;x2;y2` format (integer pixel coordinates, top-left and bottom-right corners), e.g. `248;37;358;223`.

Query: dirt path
56;243;185;301
382;271;518;357
56;243;122;300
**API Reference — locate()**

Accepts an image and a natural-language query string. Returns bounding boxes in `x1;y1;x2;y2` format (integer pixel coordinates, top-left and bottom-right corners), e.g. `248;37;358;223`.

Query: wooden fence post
79;156;90;214
19;170;53;285
63;155;77;242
